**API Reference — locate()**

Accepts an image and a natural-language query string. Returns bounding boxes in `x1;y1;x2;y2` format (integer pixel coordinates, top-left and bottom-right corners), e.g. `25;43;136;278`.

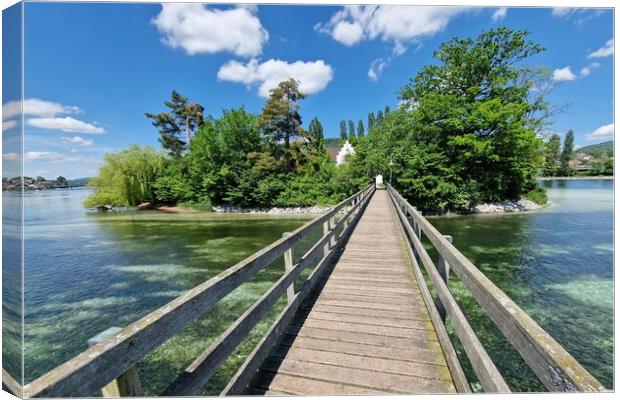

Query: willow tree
258;79;306;173
84;145;165;207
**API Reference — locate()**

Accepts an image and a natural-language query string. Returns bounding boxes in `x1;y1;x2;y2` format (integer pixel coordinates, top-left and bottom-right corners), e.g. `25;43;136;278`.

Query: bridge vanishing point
4;185;606;397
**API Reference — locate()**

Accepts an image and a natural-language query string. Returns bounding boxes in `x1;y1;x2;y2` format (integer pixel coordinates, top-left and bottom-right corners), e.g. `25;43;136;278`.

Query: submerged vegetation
86;28;591;212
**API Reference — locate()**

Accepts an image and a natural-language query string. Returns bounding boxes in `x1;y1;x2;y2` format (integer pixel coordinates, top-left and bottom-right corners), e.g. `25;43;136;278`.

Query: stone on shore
473;199;546;214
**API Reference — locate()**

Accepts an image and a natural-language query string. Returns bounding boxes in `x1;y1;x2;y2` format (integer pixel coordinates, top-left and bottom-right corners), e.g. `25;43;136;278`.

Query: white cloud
585;124;614;141
217;58;333;97
316;5;465;53
588;39;613;59
368;58;389;81
552;66;577;81
492;7;507;22
3;153;19;161
153;4;268;57
60;136;94;146
580;62;600;77
25;151;66;161
551;8;575;18
3;119;17;132
27;117;105;134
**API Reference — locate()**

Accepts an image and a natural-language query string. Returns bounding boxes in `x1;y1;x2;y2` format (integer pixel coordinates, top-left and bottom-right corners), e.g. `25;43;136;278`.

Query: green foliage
357;119;365;138
153;166;194;204
543;134;561;176
524;186;548;205
55;176;67;186
350;28;546;211
559;130;575;176
146;90;204;159
85;145;165;207
339;120;347;140
258;78;306;173
577;140;613;156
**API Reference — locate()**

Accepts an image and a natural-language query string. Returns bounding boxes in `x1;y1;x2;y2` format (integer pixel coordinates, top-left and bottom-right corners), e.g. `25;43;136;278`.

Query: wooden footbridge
5;185;605;397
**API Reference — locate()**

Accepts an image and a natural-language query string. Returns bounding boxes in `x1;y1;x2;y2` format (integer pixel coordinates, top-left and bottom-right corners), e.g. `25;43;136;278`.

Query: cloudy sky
2;2;614;179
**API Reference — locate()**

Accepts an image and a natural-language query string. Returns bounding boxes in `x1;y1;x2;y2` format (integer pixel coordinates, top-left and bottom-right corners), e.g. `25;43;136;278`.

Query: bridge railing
387;184;605;393
15;184;375;398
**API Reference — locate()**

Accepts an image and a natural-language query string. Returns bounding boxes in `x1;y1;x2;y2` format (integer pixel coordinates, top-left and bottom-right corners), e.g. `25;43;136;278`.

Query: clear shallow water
427;179;614;391
4;188;313;392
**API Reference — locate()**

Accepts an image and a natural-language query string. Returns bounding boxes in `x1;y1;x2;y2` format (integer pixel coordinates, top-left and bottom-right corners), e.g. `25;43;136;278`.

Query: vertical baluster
435;235;453;323
282;232;295;304
88;327;143;397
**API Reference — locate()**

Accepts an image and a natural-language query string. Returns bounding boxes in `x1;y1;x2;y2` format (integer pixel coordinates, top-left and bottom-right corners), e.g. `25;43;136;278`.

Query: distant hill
577;141;613;155
67;177;92;187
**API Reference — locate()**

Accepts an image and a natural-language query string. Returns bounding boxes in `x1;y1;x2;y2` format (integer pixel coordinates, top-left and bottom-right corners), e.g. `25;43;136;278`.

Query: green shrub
153;175;194;204
524;186;548;205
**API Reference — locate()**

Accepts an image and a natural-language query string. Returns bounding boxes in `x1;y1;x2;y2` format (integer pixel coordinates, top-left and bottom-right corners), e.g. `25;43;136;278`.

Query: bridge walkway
245;190;456;395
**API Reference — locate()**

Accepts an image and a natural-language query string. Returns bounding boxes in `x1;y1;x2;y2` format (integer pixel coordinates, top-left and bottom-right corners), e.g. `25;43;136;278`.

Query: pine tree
357;120;365;138
339;120;347;140
258;78;306;173
559;130;575;176
146;90;204;159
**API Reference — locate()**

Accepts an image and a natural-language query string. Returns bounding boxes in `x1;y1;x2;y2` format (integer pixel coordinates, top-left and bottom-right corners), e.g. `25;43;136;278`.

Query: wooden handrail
20;184;374;398
387;184;605;392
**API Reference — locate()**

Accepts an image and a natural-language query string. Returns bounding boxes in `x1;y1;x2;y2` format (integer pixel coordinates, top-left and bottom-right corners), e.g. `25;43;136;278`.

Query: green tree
368;112;376;132
308;117;326;154
357;120;365;138
145;90;204;159
85;145;165;207
559;130;575;176
543;134;561;176
384;106;390;116
55;176;67;187
339;120;347;141
376;110;384;125
348;120;355;138
352;28;546;211
35;176;45;182
258;79;306;173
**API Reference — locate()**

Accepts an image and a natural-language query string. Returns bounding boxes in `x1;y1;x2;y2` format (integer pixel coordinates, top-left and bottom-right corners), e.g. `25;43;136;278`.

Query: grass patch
524;186;548;205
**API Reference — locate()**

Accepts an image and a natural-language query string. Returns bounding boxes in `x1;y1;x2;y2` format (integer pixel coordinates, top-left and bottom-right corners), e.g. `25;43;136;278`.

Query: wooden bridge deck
245;190;456;395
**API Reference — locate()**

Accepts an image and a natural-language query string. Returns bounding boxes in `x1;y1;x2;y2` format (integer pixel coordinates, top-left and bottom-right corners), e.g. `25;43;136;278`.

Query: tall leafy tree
543;134;561;176
145;90;204;159
357;120;365;138
368;112;376;131
258;78;306;173
376;110;384;125
348;120;355;138
384;106;390;116
339;120;347;140
308;117;326;154
559;130;575;176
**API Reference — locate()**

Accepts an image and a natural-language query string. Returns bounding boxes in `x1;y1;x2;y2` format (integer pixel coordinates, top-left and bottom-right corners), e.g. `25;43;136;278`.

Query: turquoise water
4;188;314;392
427;179;614;391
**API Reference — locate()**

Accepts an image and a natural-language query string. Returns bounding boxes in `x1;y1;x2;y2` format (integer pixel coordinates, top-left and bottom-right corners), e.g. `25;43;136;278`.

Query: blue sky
2;3;614;179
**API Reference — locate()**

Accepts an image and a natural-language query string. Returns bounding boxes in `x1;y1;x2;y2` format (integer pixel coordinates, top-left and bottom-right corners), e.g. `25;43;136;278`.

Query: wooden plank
299;309;428;328
390;185;605;392
259;358;455;394
303;303;430;320
270;345;454;382
278;335;445;365
294;317;434;337
249;371;387;395
283;325;439;350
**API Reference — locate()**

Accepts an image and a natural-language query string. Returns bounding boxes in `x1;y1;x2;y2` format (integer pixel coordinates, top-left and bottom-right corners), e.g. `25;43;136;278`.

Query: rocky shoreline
473;199;547;214
211;205;331;214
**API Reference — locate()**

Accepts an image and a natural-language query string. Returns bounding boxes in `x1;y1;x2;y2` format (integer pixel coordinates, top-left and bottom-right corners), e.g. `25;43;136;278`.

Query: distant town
2;176;90;191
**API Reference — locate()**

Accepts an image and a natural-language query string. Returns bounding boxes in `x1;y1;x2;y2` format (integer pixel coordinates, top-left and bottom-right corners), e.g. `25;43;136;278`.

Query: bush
524;186;548;205
153;175;194;204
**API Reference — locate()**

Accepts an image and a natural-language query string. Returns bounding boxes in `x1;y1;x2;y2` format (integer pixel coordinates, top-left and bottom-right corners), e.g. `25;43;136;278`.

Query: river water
2;179;613;393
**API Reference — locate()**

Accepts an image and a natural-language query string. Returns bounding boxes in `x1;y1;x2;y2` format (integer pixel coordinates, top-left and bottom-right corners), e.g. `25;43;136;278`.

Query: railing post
329;214;337;248
435;235;453;323
323;218;330;256
88;327;143;397
282;232;295;305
